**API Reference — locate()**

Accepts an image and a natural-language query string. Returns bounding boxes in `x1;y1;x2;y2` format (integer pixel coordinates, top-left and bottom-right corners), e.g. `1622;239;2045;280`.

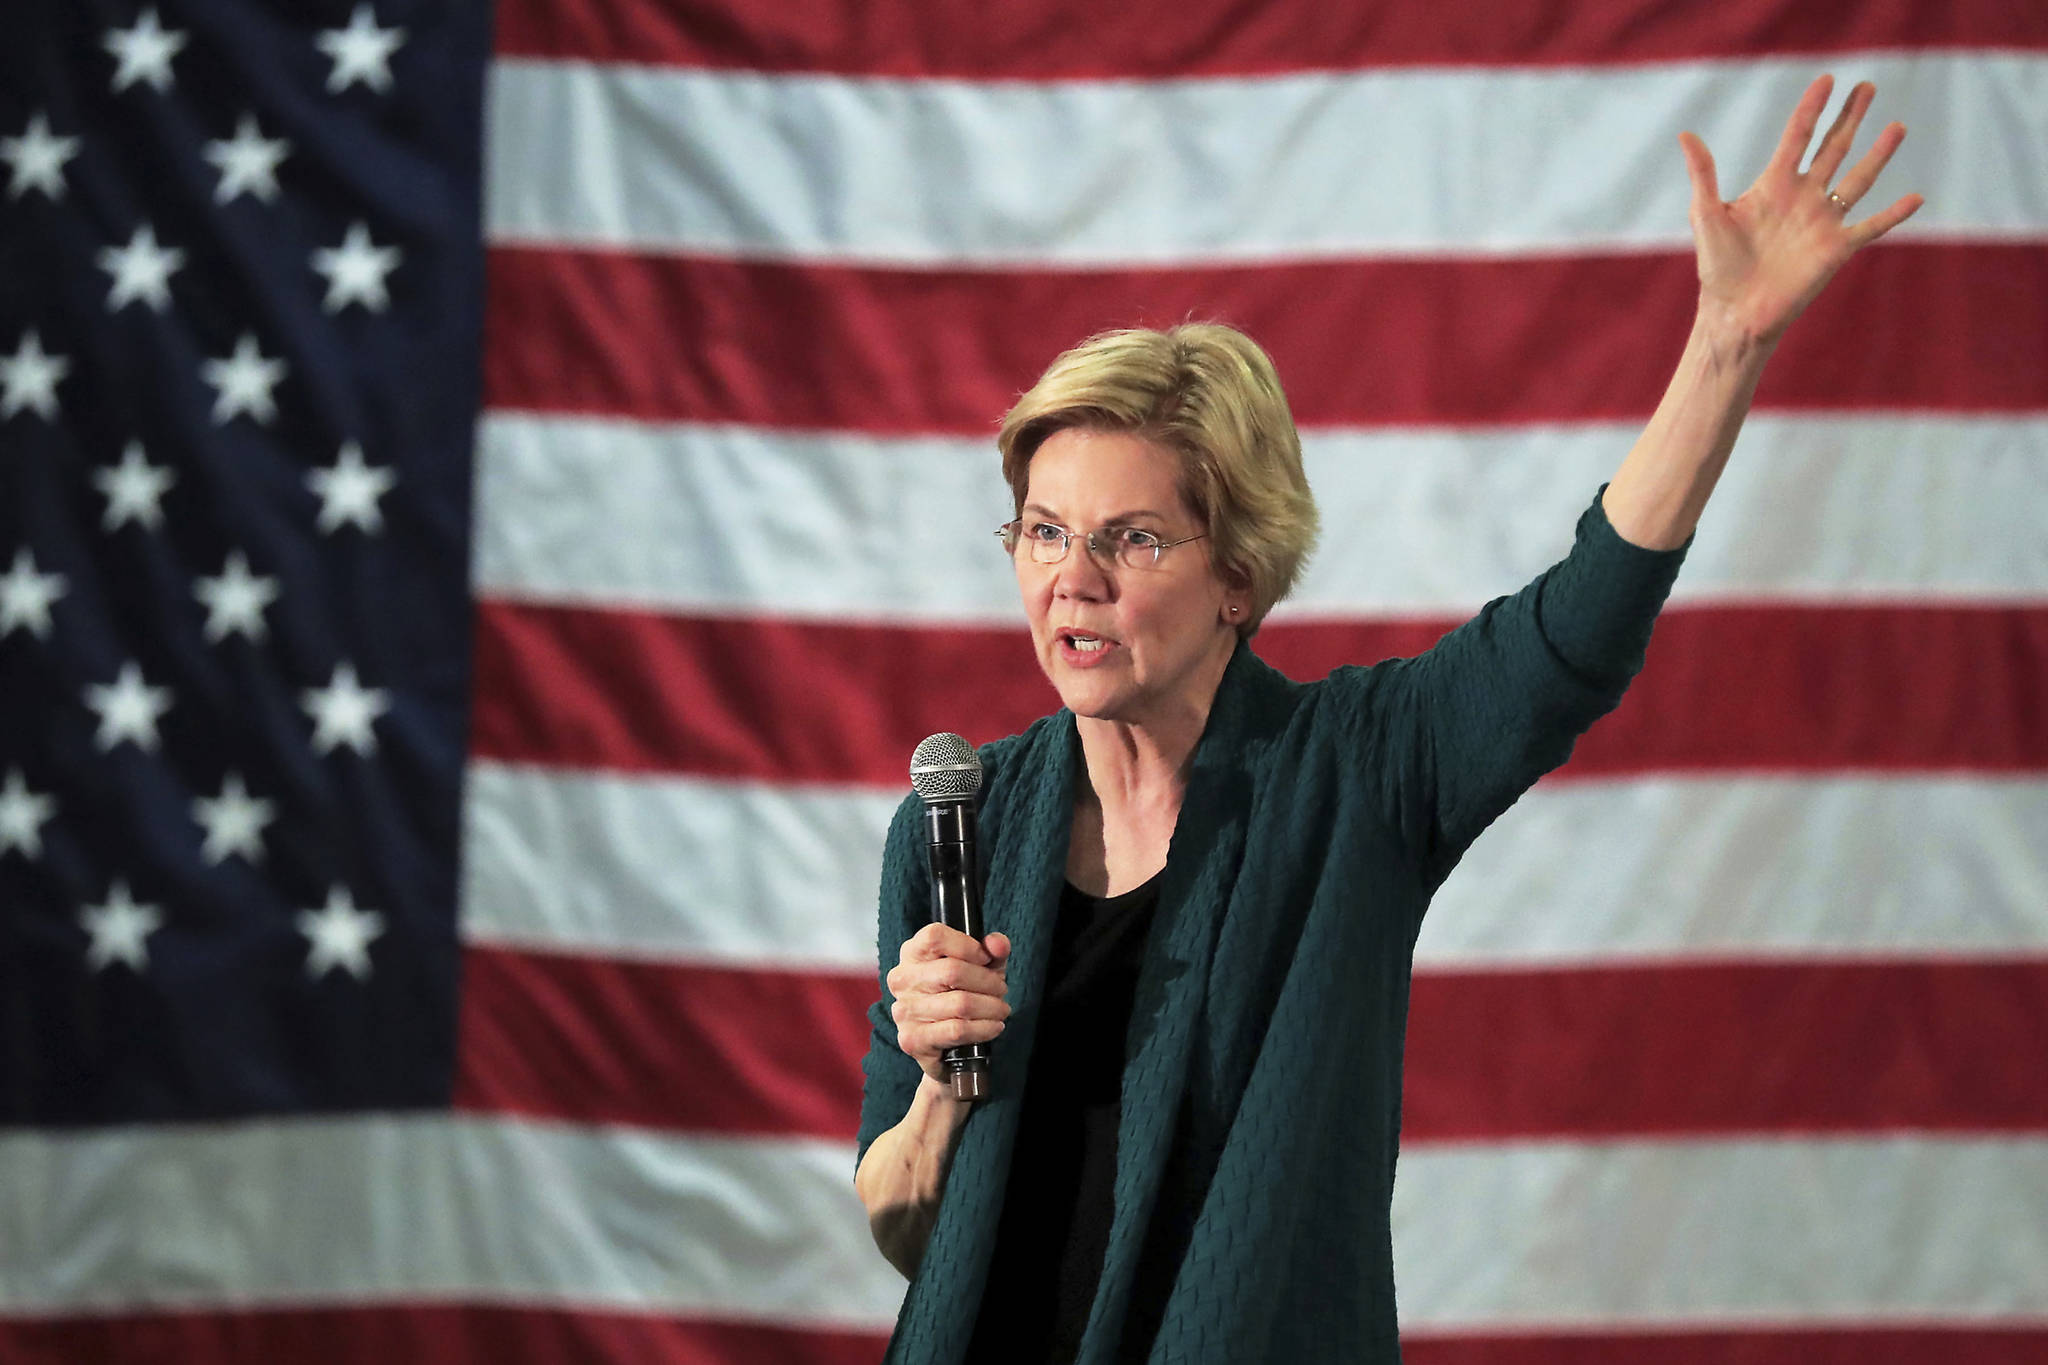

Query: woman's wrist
1691;298;1782;375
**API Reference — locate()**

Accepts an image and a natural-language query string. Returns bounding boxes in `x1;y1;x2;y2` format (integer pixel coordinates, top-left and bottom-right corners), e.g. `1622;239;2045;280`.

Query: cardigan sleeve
1334;485;1688;889
855;789;936;1174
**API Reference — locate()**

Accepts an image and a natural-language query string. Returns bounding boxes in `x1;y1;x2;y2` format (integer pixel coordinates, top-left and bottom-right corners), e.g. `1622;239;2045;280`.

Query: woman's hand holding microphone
888;923;1013;1090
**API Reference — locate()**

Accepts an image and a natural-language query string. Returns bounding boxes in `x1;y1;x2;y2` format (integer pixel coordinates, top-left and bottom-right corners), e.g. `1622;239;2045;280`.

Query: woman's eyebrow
1020;503;1167;524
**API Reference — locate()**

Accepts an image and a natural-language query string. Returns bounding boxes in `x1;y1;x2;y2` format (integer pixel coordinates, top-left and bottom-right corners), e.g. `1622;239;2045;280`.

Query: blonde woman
855;76;1920;1365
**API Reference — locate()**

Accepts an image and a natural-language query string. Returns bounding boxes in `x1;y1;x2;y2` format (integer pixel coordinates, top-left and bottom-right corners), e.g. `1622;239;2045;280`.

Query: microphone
909;732;990;1102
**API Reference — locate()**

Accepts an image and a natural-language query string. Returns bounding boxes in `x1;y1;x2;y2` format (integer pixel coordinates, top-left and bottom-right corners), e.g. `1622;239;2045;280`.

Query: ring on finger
1825;189;1852;213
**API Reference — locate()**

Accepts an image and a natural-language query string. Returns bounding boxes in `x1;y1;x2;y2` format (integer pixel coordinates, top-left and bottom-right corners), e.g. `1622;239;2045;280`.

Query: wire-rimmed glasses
996;519;1207;571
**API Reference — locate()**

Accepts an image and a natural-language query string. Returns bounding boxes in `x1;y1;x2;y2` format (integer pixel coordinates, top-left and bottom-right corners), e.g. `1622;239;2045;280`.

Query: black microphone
909;732;990;1102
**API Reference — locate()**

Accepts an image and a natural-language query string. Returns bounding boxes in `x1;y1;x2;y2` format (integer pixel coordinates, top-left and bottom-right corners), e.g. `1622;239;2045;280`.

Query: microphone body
910;734;991;1101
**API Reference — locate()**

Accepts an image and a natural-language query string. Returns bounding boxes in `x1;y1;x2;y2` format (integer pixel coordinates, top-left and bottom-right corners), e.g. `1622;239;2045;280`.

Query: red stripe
2;1315;2040;1365
481;244;2048;433
494;0;2048;75
453;946;875;1136
468;600;2048;783
1403;1328;2048;1365
0;1306;887;1365
1406;959;2048;1140
452;946;2048;1141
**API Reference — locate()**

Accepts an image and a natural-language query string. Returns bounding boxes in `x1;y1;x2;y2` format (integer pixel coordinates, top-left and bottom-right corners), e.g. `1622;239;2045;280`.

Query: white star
201;332;287;425
0;548;67;640
2;111;81;200
103;7;188;94
84;660;173;752
298;885;385;980
1;330;70;422
316;5;406;94
97;223;186;313
93;440;177;532
80;880;165;973
311;221;401;313
202;113;290;205
0;768;57;860
194;549;279;642
301;661;391;756
307;442;395;534
192;771;276;865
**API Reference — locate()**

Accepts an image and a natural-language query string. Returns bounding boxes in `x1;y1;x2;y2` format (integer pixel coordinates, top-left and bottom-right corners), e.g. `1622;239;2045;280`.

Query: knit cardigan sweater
857;490;1688;1364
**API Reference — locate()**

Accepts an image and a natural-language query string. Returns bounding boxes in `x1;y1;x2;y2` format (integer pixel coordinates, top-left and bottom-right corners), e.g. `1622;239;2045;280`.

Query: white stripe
1426;775;2048;966
472;411;2048;621
0;1116;904;1329
1392;1136;2048;1329
6;1120;2043;1327
483;53;2047;262
461;761;899;970
458;764;2048;968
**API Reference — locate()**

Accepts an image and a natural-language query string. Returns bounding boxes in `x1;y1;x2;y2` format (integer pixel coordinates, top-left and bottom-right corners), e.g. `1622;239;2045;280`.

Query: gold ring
1825;189;1851;213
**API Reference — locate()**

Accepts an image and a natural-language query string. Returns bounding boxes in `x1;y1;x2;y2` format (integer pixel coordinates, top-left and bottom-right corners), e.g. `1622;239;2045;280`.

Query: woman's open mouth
1057;629;1118;665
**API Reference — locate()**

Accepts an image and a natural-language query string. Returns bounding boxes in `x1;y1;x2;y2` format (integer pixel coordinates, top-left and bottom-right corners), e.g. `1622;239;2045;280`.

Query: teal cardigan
858;490;1688;1363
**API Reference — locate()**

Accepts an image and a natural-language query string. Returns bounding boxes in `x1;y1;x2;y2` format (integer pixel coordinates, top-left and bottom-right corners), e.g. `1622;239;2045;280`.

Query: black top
966;871;1164;1364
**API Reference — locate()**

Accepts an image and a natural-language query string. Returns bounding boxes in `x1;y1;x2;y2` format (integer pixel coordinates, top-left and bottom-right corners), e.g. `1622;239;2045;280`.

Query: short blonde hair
997;323;1319;636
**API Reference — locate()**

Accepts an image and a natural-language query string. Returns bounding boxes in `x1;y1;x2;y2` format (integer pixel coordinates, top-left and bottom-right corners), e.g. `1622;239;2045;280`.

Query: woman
854;76;1920;1363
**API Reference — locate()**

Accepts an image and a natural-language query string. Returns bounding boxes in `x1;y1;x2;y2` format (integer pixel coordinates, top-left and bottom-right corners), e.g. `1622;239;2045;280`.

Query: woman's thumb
984;932;1011;968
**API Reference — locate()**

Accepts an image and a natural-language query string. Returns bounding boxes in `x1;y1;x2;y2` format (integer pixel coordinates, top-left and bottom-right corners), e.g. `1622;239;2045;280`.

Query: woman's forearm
854;1074;976;1279
1601;308;1776;551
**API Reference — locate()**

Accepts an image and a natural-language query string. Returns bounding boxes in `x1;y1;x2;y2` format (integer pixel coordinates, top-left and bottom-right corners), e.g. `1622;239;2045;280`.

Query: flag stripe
467;601;2048;782
6;1315;2047;1365
481;245;2048;433
452;947;873;1137
473;411;2048;620
458;764;2048;970
8;1123;2046;1327
483;54;2043;258
1405;959;2048;1139
451;947;2048;1140
1401;1329;2048;1365
493;0;2048;76
1390;1136;2048;1327
9;1317;2045;1355
0;1117;903;1326
0;1308;887;1365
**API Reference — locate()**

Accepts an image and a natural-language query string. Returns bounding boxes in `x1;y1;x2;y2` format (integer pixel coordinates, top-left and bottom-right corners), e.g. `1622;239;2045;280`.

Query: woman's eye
1027;522;1066;542
1116;528;1161;550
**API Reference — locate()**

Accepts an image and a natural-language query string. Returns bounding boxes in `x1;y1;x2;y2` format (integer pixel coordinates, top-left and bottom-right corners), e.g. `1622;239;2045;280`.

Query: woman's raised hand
1680;75;1923;349
887;923;1012;1088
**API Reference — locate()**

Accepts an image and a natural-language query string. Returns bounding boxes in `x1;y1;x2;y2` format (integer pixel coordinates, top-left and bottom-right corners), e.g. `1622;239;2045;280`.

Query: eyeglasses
996;519;1207;571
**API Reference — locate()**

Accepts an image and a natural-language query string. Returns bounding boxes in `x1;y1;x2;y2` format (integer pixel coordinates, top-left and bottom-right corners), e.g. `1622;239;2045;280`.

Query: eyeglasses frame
995;518;1208;571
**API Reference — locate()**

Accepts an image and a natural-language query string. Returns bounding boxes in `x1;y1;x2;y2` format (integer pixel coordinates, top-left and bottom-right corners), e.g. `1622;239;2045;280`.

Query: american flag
3;0;2044;1361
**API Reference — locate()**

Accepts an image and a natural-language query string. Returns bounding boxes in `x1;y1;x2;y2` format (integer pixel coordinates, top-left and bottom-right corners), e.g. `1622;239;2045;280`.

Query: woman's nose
1051;544;1113;598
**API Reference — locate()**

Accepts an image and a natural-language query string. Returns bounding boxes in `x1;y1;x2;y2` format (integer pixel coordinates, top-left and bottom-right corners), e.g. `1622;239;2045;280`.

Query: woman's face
1014;428;1244;729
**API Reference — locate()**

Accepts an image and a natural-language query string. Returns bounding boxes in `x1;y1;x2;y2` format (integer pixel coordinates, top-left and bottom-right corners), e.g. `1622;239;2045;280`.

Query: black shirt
965;871;1163;1364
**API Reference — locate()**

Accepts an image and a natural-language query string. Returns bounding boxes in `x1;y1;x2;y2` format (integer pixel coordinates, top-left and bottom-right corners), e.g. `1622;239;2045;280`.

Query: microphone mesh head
910;732;982;803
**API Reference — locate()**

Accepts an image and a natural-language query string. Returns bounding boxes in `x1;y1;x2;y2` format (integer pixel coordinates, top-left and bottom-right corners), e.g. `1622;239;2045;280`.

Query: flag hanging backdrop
2;0;2046;1361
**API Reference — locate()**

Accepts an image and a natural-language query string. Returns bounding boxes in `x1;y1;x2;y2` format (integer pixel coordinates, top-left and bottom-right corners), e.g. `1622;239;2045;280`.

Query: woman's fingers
894;987;1010;1061
1677;131;1721;215
1827;120;1907;210
889;953;1008;1000
1805;80;1874;187
889;925;1016;1070
1767;73;1834;177
888;922;1009;997
900;921;991;963
907;1013;1007;1051
1847;191;1925;249
895;990;1012;1026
